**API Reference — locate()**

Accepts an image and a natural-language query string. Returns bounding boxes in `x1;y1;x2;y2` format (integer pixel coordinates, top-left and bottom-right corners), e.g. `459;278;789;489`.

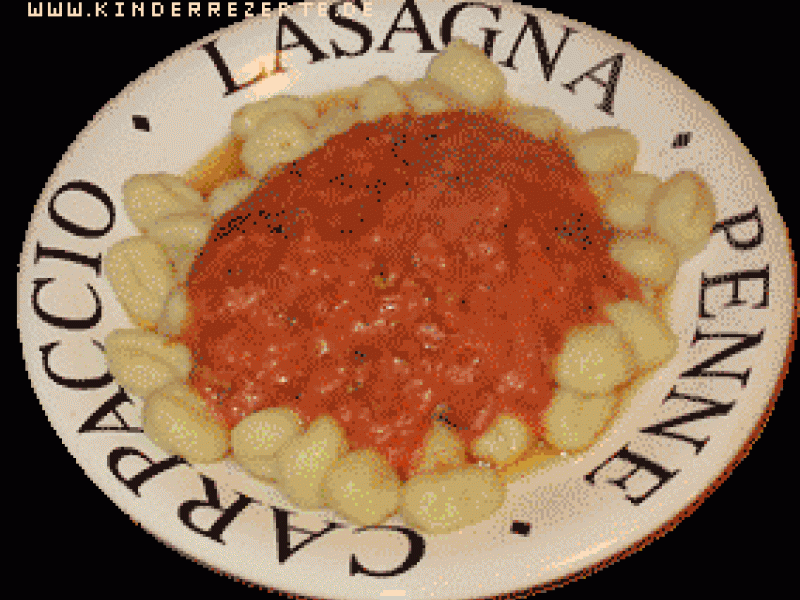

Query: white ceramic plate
18;3;794;597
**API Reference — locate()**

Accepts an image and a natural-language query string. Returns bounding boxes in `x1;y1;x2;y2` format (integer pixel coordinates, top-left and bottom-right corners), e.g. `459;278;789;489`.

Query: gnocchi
275;415;349;510
121;173;204;233
554;324;635;396
104;37;716;536
500;105;563;142
604;300;678;369
231;94;318;139
609;235;679;289
147;213;213;282
657;281;677;324
601;173;662;231
470;413;532;466
156;288;190;337
232;407;304;481
206;176;260;219
104;328;192;399
105;236;174;327
356;76;408;122
571;127;639;175
409;420;468;476
649;171;717;262
142;382;231;463
426;38;505;108
401;466;506;534
322;449;401;527
310;105;359;150
542;389;618;452
402;81;449;115
240;111;315;179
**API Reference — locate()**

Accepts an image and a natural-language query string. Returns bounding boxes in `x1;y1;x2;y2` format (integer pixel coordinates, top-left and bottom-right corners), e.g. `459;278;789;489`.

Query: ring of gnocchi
104;38;715;534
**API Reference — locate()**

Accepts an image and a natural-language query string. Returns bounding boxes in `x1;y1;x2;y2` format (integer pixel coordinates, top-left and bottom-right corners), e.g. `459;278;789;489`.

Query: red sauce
180;110;642;478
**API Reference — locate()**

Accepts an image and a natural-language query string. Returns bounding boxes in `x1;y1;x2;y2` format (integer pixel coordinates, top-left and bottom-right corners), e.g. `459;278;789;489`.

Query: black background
16;1;791;597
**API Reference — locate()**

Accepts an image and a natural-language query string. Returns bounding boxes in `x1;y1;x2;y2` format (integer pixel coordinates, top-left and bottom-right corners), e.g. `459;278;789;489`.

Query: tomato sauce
180;110;642;478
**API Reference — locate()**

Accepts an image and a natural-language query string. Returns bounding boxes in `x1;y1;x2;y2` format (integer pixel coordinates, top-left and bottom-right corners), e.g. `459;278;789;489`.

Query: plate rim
18;4;797;598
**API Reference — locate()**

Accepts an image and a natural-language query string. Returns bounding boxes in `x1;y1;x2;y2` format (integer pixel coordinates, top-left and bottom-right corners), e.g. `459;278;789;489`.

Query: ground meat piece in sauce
180;110;642;479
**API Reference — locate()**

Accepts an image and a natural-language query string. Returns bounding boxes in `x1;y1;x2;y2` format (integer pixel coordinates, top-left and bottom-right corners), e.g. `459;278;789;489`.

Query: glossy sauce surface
180;110;642;478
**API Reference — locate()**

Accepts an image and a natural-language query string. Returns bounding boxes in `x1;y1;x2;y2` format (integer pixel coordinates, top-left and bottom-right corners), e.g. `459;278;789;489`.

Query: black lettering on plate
48;181;115;239
272;506;346;564
201;40;286;97
481;26;502;59
511;521;531;536
108;447;188;496
639;386;736;454
201;39;242;97
681;329;765;386
562;53;625;116
712;206;765;250
585;444;679;505
39;340;112;390
699;267;770;319
277;16;330;64
498;13;577;81
79;389;142;434
349;526;425;577
131;115;150;132
378;0;438;53
440;2;501;51
32;278;102;330
34;242;102;277
329;0;373;58
672;132;692;148
179;476;255;544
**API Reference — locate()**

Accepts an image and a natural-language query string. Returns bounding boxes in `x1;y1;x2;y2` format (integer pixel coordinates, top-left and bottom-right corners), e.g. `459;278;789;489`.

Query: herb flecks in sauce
180;111;641;478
